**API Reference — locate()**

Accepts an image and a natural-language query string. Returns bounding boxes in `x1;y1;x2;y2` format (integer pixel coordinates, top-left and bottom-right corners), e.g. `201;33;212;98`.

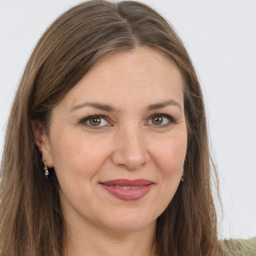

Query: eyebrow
69;99;182;113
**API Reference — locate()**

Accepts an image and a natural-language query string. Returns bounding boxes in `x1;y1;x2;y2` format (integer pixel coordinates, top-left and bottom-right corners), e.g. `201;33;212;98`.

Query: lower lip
100;184;153;201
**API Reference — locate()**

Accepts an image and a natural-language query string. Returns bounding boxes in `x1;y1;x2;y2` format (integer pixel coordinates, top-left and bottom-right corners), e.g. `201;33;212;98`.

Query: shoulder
220;237;256;256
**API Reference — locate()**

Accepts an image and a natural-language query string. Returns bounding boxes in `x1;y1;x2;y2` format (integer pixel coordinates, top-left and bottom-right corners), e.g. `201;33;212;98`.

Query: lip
100;179;154;201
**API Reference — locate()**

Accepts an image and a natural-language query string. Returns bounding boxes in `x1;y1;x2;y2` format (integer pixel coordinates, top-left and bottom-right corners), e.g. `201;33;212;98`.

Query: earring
181;169;185;182
43;160;49;177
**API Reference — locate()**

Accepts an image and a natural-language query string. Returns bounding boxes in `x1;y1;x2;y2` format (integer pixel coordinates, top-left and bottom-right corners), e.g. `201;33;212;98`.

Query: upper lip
100;179;154;186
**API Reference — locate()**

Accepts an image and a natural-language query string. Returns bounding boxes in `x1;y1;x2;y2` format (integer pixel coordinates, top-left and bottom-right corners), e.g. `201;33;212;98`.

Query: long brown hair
0;1;219;255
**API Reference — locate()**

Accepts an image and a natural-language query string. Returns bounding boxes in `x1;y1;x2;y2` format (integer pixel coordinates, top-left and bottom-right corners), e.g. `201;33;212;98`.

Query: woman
0;1;254;256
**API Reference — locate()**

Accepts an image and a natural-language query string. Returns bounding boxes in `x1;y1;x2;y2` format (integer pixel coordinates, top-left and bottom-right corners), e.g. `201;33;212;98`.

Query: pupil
153;116;163;125
89;118;101;126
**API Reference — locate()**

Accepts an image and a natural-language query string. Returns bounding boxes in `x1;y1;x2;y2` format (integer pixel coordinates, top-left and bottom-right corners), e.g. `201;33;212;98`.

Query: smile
105;185;144;189
100;179;154;201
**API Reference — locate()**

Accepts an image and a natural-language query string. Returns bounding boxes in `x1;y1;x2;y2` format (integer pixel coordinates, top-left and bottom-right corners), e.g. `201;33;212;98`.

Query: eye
80;115;110;129
80;114;176;129
148;114;176;128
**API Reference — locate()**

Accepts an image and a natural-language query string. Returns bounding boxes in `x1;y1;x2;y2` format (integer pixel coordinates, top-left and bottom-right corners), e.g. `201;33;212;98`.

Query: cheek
153;132;186;201
153;132;187;175
142;132;187;219
49;131;112;209
49;130;110;180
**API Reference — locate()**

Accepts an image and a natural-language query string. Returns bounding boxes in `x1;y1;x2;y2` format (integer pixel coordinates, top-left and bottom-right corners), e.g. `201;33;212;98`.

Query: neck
63;220;157;256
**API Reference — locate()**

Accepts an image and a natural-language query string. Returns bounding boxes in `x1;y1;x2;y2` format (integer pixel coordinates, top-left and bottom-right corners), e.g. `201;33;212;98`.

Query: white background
0;0;255;239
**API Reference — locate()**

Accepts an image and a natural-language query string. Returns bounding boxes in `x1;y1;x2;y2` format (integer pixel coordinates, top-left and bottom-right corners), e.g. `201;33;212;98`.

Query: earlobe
31;120;54;167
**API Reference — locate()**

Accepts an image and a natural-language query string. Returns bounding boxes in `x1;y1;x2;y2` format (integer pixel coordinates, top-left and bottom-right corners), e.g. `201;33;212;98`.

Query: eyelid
79;113;177;130
147;113;177;128
79;115;111;129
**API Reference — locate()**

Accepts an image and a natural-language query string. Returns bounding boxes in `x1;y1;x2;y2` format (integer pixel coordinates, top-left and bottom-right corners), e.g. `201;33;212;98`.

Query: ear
31;120;54;168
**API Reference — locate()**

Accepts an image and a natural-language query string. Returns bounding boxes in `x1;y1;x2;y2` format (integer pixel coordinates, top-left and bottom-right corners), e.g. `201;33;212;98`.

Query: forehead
60;46;184;111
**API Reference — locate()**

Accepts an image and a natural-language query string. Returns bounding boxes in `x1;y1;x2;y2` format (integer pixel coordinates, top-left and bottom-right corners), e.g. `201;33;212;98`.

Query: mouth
99;179;154;201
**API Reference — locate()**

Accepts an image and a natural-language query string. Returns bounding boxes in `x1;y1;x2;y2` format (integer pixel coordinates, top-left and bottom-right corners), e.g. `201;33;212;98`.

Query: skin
33;46;187;256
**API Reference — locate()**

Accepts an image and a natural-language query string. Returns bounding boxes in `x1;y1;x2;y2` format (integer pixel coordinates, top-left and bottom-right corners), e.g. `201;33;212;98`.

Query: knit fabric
220;237;256;256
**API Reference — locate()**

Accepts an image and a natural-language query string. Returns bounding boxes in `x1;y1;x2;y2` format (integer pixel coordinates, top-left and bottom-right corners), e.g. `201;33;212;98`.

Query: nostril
111;131;150;169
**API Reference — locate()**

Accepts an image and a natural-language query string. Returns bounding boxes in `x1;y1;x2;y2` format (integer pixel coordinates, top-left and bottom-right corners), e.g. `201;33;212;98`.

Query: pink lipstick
100;179;154;201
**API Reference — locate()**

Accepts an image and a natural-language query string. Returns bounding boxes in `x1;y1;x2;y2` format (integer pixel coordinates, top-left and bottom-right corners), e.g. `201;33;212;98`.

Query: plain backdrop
0;0;255;240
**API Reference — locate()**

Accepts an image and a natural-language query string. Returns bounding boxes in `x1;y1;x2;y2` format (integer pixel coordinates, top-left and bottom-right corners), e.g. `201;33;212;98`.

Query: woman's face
38;47;187;233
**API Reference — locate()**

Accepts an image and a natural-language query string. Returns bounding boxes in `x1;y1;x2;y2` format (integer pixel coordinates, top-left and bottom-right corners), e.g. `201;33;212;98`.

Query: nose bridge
112;123;150;170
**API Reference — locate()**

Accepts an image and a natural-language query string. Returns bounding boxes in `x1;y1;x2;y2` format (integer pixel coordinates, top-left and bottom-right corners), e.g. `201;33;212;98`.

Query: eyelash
79;113;177;130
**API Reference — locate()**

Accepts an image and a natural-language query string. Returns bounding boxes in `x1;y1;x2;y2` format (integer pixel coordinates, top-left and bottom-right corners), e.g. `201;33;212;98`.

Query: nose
111;126;150;171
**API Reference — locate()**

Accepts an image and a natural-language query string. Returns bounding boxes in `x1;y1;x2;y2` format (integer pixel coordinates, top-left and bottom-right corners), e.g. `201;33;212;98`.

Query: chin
98;208;157;233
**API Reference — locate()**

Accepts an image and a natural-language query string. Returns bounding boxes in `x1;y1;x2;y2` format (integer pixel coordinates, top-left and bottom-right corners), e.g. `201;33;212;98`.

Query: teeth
111;185;143;189
131;186;139;190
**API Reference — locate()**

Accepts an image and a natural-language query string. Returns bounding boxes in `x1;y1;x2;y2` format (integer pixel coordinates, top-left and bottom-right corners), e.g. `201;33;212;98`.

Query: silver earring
43;160;49;177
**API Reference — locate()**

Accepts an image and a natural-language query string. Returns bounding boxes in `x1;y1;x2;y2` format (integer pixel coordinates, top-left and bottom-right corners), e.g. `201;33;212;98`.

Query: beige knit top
220;237;256;256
